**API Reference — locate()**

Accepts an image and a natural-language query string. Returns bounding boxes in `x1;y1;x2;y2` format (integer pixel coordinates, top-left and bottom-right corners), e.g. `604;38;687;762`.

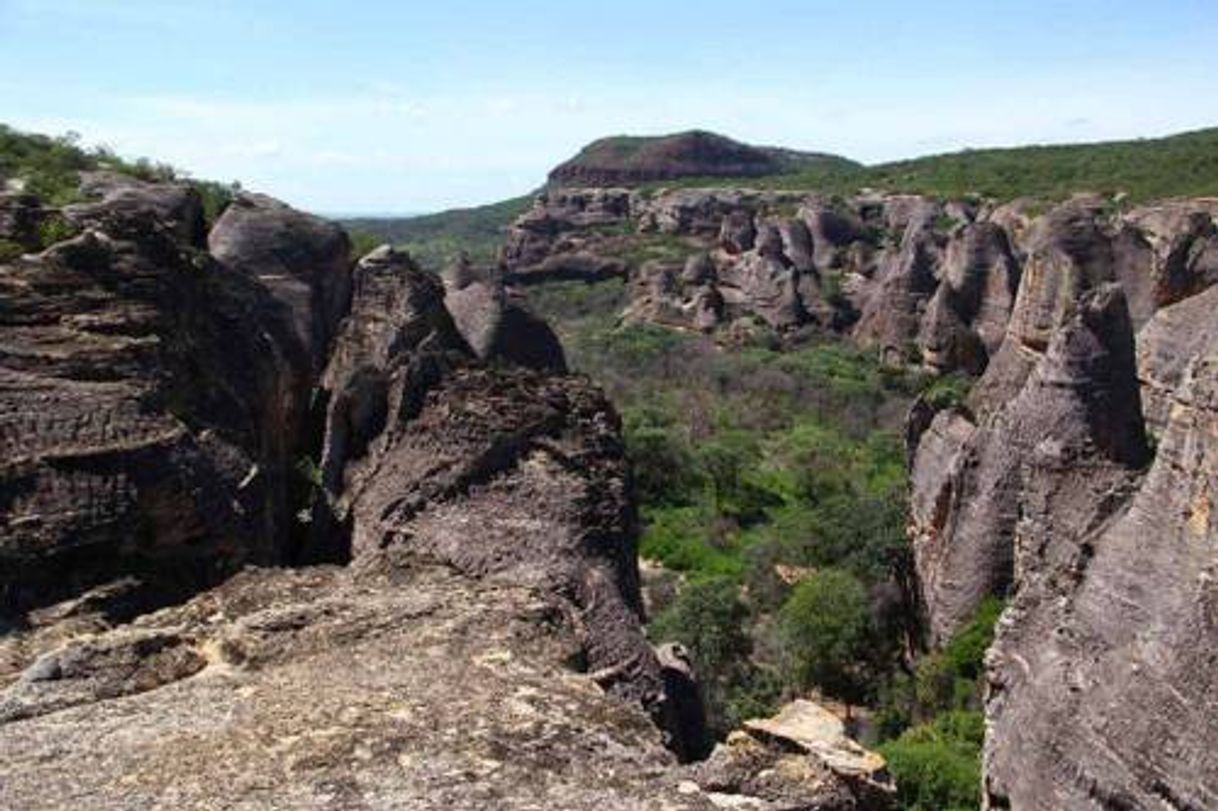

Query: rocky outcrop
548;130;854;187
983;285;1217;809
442;256;567;372
1136;282;1218;436
67;171;207;246
0;182;313;616
506;189;1218;379
688;699;894;810
311;245;703;756
0;563;714;810
908;279;1150;644
209;193;352;374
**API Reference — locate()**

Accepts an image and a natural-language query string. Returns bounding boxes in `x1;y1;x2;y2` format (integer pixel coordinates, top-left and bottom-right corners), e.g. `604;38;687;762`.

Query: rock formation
548;130;855;187
209;192;352;374
441;255;567;372
689;699;895;810
1;176;312;615
898;199;1218;805
503;189;1218;382
983;285;1217;809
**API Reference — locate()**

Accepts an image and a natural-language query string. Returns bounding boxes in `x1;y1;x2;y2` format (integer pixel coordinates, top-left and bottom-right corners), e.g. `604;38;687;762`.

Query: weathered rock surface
909;281;1149;644
0;187;311;615
67;171;207;247
0;563;713;810
983;284;1217;809
209;193;352;374
442;255;567;372
689;699;894;810
1136;282;1218;437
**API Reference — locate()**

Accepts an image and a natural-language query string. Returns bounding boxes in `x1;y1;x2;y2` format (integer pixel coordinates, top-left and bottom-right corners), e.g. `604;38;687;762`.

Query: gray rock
908;284;1147;643
442;257;567;373
1;202;311;615
209;193;352;374
984;283;1213;810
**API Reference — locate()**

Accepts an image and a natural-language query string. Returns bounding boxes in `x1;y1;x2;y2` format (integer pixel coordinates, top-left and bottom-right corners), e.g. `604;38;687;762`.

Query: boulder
66;171;206;246
719;210;757;254
688;699;894;810
442;257;567;373
209;193;352;374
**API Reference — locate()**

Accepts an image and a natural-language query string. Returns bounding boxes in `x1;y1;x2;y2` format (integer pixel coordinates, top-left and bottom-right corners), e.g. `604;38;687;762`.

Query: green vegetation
779;569;876;713
0;124;240;226
872;599;1004;809
653;126;1218;204
650;576;780;733
879;710;986;811
339;194;534;269
524;278;1004;805
525;281;927;740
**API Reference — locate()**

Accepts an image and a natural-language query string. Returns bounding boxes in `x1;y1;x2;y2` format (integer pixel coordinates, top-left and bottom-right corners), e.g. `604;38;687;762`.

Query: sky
2;0;1216;215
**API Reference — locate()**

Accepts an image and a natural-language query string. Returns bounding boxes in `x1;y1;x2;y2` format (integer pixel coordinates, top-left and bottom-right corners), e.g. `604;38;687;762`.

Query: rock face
0;180;311;615
899;199;1218;805
312;248;683;745
983;284;1218;809
548;130;854;187
209;193;352;374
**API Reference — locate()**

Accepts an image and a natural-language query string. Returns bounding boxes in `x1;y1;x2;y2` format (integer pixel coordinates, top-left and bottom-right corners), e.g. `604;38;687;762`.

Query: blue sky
2;0;1216;214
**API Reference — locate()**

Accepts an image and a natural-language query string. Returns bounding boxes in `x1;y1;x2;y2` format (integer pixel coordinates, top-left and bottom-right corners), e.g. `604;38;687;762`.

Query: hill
548;130;857;187
340;193;534;269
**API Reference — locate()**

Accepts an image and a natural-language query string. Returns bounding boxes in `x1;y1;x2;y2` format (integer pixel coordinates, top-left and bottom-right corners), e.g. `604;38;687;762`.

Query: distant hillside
548;130;858;187
340;194;534;270
691;126;1218;203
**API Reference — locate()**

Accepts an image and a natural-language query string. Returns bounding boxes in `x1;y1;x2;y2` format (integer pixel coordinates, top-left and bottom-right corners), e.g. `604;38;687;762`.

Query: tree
778;568;875;714
650;576;767;735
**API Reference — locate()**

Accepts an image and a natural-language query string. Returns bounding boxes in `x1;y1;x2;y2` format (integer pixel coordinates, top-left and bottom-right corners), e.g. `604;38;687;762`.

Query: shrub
778;568;876;711
650;576;774;735
879;711;984;811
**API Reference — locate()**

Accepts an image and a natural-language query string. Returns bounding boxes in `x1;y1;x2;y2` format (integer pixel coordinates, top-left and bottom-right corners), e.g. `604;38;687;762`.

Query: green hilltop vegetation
0;124;239;225
697;125;1218;203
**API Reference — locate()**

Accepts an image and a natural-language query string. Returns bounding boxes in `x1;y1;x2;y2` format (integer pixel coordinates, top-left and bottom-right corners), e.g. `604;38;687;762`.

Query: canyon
2;129;1217;809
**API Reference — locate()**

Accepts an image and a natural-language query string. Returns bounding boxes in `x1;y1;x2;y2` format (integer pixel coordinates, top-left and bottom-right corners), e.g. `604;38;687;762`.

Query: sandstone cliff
898;197;1218;805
